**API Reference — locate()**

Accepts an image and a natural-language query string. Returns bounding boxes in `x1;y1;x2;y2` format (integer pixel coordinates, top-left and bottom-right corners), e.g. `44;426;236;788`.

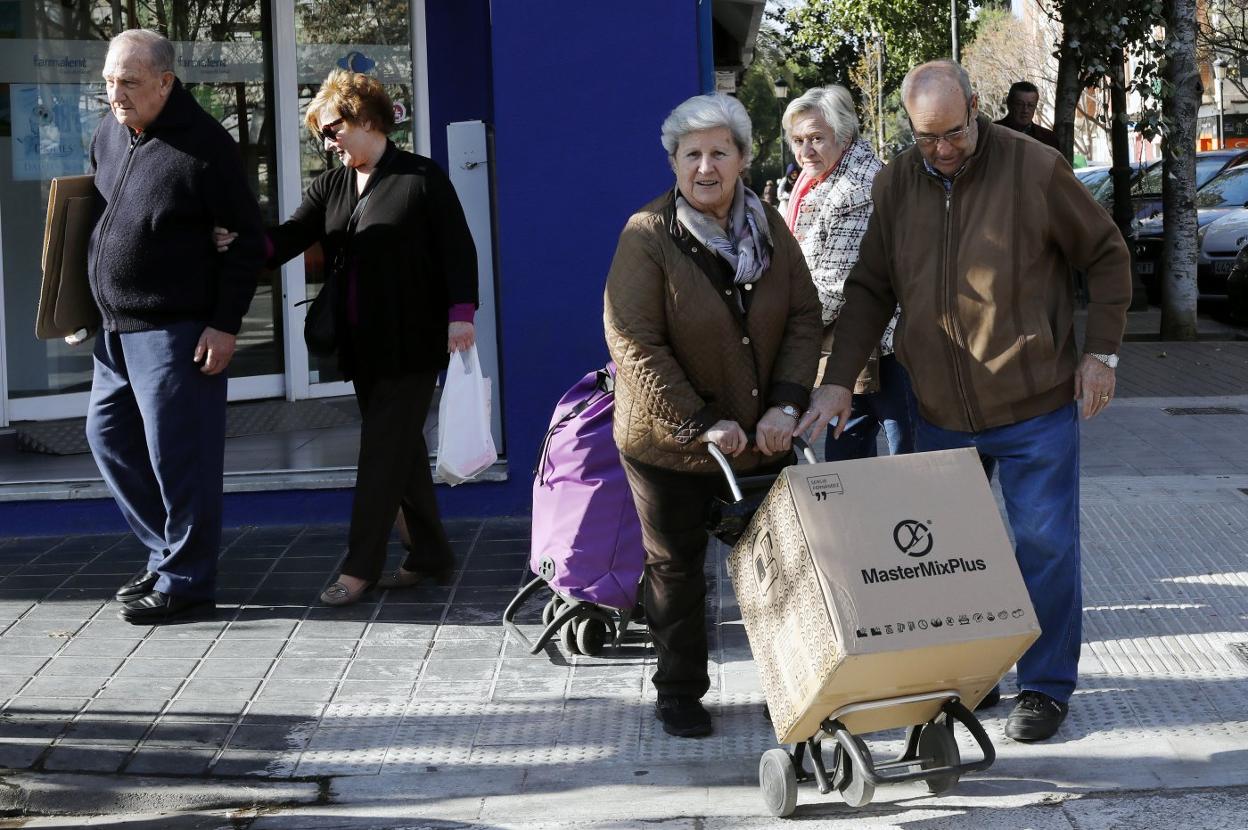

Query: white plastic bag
435;345;498;485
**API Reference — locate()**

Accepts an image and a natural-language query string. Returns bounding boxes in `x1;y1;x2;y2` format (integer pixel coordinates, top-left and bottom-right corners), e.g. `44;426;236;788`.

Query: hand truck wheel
541;596;561;627
835;734;875;808
919;720;962;794
575;617;606;656
560;619;581;655
759;748;799;817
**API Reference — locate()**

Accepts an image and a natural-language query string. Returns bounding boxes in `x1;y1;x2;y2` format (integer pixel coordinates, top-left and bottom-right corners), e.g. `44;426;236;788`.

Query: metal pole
876;35;886;155
1217;79;1226;149
951;0;959;62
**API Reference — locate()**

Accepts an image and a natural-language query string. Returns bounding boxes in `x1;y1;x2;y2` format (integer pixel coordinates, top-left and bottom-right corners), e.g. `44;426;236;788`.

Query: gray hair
782;86;859;148
109;29;175;75
901;60;973;108
660;93;752;165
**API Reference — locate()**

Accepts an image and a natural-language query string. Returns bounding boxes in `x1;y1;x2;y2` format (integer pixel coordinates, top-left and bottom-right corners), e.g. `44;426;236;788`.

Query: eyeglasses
319;117;346;141
911;106;973;149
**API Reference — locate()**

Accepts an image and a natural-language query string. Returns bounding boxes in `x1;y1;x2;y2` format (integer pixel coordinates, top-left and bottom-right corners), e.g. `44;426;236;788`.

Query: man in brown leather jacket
799;60;1131;743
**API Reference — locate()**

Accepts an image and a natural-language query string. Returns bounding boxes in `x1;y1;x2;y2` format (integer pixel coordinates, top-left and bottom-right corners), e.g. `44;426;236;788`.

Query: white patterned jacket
789;138;899;355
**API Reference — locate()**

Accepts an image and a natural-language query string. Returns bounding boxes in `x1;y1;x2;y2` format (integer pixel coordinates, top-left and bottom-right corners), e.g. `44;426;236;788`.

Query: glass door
0;0;281;421
293;1;415;388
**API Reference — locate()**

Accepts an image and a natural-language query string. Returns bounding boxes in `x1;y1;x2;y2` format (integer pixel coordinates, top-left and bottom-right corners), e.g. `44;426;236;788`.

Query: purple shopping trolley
501;363;645;656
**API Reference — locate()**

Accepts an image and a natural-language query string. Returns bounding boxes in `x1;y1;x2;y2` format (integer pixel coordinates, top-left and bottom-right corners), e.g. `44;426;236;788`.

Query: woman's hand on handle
755;407;796;456
700;420;748;458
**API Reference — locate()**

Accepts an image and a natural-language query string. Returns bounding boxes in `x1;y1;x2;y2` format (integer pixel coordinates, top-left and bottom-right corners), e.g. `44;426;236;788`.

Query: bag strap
533;366;615;483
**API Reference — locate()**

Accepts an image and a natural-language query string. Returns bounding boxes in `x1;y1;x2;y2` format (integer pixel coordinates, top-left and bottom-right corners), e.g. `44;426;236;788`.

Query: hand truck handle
706;434;817;504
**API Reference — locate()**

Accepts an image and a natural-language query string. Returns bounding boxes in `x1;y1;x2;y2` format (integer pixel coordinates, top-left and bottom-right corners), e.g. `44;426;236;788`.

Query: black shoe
1005;691;1068;742
655;696;712;738
114;570;158;603
974;685;1002;711
118;591;215;624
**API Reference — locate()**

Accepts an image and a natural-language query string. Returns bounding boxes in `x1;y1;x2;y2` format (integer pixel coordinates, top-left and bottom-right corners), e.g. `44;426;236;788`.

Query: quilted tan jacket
604;190;822;474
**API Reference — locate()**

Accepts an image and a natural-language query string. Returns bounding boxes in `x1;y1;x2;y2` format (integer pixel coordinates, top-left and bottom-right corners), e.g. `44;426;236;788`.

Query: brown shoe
377;567;423;590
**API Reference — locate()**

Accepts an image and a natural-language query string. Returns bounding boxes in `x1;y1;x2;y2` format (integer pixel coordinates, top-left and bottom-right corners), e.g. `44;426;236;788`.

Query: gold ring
1099;394;1110;401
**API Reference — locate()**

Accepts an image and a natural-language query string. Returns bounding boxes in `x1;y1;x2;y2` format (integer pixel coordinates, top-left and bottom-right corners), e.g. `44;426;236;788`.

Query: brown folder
37;174;101;340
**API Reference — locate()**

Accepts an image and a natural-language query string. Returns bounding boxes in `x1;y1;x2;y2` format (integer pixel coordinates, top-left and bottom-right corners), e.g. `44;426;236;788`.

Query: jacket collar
134;78;196;137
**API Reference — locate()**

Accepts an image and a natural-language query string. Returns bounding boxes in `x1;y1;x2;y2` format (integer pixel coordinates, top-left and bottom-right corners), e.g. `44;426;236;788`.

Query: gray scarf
675;179;772;286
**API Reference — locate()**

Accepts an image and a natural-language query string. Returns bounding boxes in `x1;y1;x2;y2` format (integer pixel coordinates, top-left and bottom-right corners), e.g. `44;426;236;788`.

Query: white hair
660;93;753;165
901;60;974;109
109;29;175;75
782;86;859;148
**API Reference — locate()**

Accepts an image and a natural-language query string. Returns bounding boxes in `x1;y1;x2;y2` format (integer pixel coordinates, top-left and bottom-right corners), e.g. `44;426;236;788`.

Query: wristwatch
1088;352;1119;369
777;404;802;420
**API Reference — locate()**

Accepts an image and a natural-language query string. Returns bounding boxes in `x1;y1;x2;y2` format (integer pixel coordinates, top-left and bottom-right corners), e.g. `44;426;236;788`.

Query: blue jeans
915;403;1081;704
825;354;917;461
86;323;227;601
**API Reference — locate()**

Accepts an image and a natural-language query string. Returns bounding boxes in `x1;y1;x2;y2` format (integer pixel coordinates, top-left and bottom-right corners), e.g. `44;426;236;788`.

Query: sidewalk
3;341;1248;828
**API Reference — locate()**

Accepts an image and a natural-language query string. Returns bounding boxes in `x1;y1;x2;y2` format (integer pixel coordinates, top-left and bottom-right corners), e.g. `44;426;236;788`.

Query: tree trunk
1053;27;1082;164
1110;48;1149;310
1161;0;1201;340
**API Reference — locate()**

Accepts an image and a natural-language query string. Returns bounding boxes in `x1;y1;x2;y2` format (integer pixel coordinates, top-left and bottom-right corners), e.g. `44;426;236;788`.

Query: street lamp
1214;58;1228;149
773;76;790;174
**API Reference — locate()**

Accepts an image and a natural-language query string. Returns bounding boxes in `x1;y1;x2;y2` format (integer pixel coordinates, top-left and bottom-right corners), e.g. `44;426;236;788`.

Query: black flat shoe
974;685;1002;711
115;570;158;603
655;695;712;738
1005;691;1068;742
118;591;215;624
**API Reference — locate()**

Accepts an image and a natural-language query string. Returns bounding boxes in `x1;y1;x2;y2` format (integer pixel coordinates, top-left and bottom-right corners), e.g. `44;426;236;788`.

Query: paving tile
279;640;356;658
144;720;233;747
4;697;90;719
343;660;422;682
429;639;504;660
0;636;65;656
161;697;250;722
38;656;127;676
206;639;286;659
195;658;274;679
254;679;337;703
178;677;262;700
226;723;314;752
126;747;216;775
270;658;350;680
2;618;87;638
241;700;325;726
374;604;445;623
42;744;130;773
96;676;185;699
131;639;213;659
332;680;415;699
354;644;428;662
212;749;300;777
362;622;437;643
79;697;168;719
114;658;201;678
0;656;49;676
293;621;368;640
0;717;66;741
220;618;299;639
145;620;229;640
0;741;49;768
77;619;156;638
58;638;141;658
60;718;152;746
421;659;497;683
18;675;108;698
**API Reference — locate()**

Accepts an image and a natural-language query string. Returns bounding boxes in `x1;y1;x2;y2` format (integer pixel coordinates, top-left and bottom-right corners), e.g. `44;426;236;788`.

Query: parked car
1124;149;1248;222
1133;163;1248;301
1076;164;1112;191
1090;161;1155;218
1196;208;1248;295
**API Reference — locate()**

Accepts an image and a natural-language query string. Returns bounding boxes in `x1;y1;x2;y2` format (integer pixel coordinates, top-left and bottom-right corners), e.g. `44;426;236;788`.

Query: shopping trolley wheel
575;617;606;656
919;720;961;794
541;596;561;627
560;620;581;655
759;748;798;817
835;735;875;808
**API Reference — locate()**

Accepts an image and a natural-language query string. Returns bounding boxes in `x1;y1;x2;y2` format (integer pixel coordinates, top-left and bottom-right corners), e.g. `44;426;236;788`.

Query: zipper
938;186;978;431
90;132;144;324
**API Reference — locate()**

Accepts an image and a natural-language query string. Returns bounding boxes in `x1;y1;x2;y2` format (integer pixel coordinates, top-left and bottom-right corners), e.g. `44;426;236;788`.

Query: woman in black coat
240;70;479;605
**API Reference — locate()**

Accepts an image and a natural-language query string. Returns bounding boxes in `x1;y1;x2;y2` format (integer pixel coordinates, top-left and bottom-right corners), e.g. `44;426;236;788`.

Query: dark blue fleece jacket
88;79;263;334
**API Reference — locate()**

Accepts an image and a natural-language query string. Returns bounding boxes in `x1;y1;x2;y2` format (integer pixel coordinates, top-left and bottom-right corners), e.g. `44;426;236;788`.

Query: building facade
0;0;764;529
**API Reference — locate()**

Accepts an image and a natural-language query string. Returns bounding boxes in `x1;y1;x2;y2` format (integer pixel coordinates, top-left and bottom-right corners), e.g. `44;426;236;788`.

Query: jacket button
724;290;732;296
744;283;753;291
751;388;758;397
692;246;698;252
742;337;750;345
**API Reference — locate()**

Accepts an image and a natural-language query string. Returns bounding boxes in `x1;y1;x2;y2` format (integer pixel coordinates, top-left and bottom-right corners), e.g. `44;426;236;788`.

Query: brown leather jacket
824;116;1131;432
604;191;822;473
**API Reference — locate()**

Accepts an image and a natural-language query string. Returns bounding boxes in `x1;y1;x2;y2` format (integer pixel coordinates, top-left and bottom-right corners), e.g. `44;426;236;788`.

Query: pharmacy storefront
0;0;500;437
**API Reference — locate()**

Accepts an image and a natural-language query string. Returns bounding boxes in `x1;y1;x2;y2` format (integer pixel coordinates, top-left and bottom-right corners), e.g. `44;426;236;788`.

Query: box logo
893;519;933;558
752;531;780;596
807;474;844;501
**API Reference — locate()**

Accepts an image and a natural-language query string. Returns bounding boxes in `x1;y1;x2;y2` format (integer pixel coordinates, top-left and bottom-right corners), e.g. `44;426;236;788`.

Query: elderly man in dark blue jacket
81;28;264;624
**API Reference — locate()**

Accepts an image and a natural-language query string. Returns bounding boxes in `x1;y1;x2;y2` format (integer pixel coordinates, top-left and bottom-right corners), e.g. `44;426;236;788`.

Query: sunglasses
319;117;346;141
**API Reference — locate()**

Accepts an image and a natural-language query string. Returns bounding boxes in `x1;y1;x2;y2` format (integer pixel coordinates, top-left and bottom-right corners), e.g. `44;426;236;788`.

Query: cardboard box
727;448;1040;744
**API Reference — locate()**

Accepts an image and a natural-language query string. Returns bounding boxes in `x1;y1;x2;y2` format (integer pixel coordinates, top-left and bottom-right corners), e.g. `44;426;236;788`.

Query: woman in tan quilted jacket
603;93;822;738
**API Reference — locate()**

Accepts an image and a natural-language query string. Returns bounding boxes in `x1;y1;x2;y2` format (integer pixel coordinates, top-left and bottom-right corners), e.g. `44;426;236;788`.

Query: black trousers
342;370;453;582
621;456;738;700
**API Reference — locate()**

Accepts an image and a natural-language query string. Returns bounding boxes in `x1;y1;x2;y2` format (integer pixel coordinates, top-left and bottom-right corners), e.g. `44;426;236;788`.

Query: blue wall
425;0;494;171
457;0;702;516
